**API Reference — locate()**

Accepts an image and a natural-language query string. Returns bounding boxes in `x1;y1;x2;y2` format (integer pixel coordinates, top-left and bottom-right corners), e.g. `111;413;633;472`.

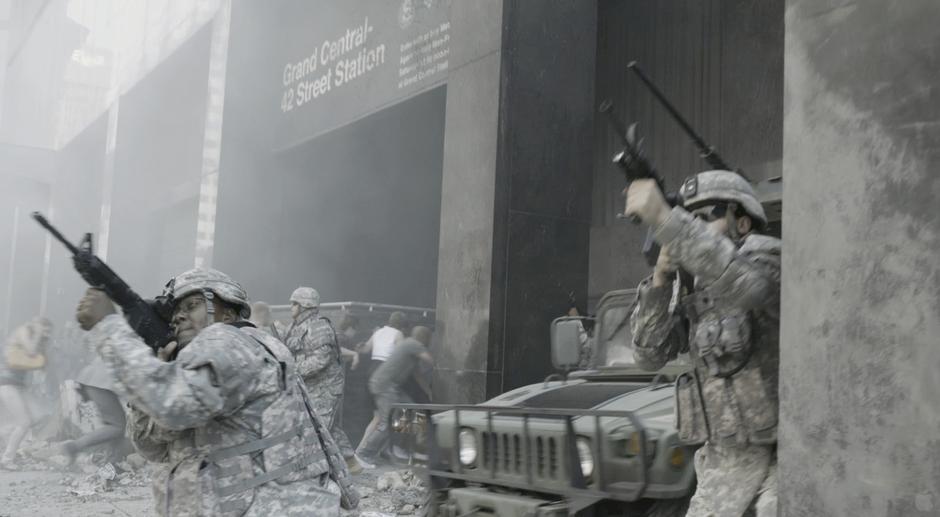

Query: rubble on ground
0;435;156;516
3;426;428;516
343;466;429;516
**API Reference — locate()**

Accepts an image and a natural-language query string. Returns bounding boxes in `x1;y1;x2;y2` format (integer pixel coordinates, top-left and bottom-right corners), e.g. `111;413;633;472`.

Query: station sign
270;0;452;147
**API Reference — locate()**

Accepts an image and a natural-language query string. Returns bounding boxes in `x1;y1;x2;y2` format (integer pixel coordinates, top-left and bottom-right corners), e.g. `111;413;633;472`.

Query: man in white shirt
354;311;406;465
360;311;406;365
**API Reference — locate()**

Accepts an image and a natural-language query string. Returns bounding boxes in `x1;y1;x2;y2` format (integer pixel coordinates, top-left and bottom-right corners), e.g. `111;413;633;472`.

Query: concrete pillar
781;1;940;515
434;1;596;402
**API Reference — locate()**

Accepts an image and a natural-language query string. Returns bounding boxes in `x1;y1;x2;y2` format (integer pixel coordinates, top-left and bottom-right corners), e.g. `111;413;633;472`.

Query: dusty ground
0;470;154;517
0;441;428;517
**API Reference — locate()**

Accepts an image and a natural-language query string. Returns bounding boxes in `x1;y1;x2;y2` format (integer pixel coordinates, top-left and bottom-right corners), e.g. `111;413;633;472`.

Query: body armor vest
673;234;780;448
163;326;331;516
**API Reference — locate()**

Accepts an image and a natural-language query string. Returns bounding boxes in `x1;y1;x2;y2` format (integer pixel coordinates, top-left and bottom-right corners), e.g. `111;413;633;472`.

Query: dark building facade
215;0;451;308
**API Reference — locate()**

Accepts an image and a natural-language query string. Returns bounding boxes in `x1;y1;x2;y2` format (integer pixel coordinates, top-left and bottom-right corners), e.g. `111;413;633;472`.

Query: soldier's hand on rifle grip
76;287;117;331
652;245;678;288
157;341;179;362
624;179;671;227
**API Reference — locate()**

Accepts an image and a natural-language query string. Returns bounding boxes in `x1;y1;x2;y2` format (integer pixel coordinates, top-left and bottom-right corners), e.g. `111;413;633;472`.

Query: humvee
392;288;696;517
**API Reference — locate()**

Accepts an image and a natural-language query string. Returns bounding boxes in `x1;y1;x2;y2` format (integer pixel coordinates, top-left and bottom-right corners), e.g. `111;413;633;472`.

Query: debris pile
62;456;151;497
344;467;429;516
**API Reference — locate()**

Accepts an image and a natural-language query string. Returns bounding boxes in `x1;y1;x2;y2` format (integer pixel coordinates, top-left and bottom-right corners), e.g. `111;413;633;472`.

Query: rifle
32;212;174;352
598;100;679;266
627;61;745;178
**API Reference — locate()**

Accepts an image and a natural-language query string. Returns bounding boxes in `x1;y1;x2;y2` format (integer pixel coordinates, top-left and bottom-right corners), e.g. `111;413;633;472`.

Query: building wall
433;0;597;402
780;1;940;515
0;167;52;337
104;25;212;296
43;113;107;332
591;0;784;303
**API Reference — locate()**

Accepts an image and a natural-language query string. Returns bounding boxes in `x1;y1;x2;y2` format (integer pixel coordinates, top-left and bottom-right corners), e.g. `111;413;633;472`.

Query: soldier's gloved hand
76;288;117;331
624;179;671;227
652;245;678;288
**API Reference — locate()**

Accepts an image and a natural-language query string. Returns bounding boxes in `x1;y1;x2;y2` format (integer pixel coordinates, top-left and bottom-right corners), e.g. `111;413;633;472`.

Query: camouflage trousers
686;442;777;517
306;384;355;459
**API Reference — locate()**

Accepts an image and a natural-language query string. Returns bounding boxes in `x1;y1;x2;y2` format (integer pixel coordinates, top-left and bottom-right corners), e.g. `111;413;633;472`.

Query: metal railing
390;403;652;503
270;301;434;318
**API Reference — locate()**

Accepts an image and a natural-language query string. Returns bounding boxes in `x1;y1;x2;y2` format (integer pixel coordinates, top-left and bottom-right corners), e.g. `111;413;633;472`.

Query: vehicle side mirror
550;317;588;370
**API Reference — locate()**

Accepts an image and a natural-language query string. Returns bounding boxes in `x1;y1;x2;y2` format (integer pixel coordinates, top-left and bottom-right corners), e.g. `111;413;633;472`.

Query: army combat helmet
679;170;767;229
289;287;320;310
163;268;251;319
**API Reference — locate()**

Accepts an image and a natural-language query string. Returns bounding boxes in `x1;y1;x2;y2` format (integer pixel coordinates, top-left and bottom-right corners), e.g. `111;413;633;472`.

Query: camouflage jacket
88;315;351;516
284;311;344;397
631;207;781;448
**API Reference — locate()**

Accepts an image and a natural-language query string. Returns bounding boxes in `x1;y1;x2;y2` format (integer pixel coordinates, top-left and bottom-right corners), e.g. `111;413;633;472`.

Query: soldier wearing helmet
626;171;780;517
75;268;358;515
283;286;359;472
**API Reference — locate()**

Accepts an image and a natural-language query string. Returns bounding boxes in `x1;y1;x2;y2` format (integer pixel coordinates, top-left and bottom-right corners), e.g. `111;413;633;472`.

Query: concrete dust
1;439;427;517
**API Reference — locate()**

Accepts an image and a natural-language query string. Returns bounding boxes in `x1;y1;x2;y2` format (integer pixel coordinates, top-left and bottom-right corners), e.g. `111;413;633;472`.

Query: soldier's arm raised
654;208;780;315
88;316;262;431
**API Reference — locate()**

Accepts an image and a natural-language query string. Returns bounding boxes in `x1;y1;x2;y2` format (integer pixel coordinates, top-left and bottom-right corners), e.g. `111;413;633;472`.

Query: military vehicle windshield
591;289;687;369
594;299;637;367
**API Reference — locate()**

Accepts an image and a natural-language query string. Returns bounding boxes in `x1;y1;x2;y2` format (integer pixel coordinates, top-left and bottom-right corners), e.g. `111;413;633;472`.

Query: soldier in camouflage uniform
75;269;358;516
283;287;359;471
626;171;780;517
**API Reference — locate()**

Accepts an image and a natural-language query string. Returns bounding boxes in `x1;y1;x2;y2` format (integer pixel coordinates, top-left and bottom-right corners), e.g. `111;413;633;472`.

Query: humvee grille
481;432;562;480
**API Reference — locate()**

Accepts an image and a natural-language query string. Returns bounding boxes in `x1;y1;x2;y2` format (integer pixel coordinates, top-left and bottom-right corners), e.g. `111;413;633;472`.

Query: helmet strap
203;289;216;319
726;202;742;242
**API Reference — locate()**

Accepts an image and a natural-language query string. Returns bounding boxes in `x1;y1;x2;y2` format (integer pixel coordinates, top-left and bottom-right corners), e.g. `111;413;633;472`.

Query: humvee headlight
458;428;478;466
610;427;658;460
626;431;643;456
575;437;595;478
391;409;408;432
668;446;686;469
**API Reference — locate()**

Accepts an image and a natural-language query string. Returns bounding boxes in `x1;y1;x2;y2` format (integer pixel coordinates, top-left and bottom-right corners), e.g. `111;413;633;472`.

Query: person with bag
0;317;52;469
75;268;358;516
356;326;433;466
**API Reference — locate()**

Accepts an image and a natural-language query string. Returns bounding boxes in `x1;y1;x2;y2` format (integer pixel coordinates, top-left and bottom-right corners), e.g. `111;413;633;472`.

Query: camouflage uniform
87;269;357;516
285;288;355;459
631;172;780;517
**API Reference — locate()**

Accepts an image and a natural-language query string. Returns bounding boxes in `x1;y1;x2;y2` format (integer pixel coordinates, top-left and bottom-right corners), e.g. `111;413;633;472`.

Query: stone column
434;1;597;402
781;1;940;515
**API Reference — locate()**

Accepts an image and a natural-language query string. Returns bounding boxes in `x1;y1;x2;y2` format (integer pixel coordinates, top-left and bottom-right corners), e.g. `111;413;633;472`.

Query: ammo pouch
674;371;709;445
684;290;754;378
727;365;777;444
165;455;255;516
675;368;777;447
